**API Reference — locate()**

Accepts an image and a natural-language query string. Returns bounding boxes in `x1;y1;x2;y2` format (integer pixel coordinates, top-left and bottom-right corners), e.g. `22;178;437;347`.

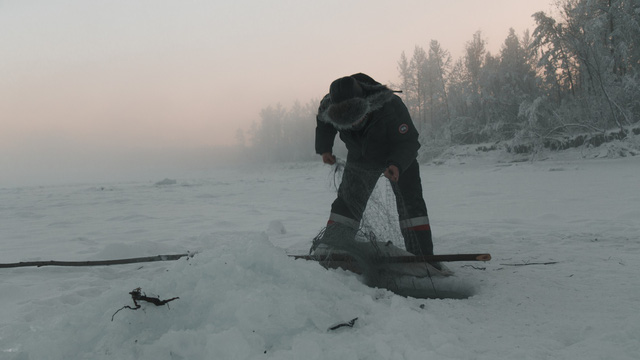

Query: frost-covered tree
402;46;429;129
484;28;540;140
465;31;487;93
446;31;490;143
531;11;578;99
530;0;639;143
425;40;452;136
397;41;453;148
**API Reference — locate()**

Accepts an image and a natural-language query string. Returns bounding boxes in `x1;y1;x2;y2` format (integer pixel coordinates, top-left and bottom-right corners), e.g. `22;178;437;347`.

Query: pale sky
0;0;553;186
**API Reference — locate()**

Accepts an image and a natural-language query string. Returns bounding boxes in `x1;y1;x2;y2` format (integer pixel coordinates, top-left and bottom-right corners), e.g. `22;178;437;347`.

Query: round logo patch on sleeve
398;124;409;134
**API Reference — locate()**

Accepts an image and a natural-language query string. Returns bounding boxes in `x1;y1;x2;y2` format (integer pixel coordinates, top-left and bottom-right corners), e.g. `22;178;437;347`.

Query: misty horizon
0;144;261;188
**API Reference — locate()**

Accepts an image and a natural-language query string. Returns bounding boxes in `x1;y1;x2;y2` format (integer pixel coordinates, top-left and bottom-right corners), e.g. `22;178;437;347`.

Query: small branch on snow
499;261;559;266
327;317;358;332
461;265;487;270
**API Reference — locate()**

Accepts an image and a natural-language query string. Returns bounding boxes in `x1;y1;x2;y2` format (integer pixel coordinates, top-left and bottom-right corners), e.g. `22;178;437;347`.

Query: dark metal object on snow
111;287;179;321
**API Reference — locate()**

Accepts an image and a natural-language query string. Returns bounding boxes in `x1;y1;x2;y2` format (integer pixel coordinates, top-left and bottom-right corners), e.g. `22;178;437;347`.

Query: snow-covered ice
1;147;639;359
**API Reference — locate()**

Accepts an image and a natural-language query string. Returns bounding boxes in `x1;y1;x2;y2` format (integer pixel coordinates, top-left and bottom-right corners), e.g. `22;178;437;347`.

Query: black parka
315;76;420;173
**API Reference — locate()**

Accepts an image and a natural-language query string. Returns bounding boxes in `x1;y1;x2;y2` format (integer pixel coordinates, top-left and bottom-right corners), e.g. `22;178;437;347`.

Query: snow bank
5;232;473;360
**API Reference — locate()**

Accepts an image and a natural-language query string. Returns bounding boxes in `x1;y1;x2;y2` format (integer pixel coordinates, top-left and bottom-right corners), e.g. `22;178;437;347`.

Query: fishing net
310;160;454;297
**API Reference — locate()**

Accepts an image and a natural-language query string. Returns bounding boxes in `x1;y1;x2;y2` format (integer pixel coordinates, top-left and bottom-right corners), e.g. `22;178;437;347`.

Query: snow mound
8;232;470;359
155;178;177;186
266;220;286;235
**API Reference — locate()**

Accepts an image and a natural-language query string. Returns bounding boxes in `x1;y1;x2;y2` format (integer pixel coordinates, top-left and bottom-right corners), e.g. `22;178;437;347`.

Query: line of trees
239;0;639;162
399;0;640;153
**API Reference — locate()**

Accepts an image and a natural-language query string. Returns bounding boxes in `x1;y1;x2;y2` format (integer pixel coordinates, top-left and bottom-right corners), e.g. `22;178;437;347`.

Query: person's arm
385;96;421;175
315;94;338;160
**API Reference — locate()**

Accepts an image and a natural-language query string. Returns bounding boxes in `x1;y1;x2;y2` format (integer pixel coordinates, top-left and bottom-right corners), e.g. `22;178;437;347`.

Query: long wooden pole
0;254;191;269
290;253;491;262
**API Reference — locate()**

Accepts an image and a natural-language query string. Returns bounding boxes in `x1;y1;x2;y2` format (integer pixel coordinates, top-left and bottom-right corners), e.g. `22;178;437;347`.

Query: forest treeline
238;0;640;162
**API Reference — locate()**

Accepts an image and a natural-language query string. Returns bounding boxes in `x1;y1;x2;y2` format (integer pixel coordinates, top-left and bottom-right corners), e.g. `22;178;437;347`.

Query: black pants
327;160;433;255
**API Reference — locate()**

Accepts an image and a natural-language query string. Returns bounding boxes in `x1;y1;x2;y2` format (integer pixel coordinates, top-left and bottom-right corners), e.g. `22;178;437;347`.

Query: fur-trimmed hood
318;80;396;130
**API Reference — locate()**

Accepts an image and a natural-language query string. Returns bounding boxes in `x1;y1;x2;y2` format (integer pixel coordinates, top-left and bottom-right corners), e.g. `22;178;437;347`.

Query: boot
310;222;358;254
402;228;434;256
